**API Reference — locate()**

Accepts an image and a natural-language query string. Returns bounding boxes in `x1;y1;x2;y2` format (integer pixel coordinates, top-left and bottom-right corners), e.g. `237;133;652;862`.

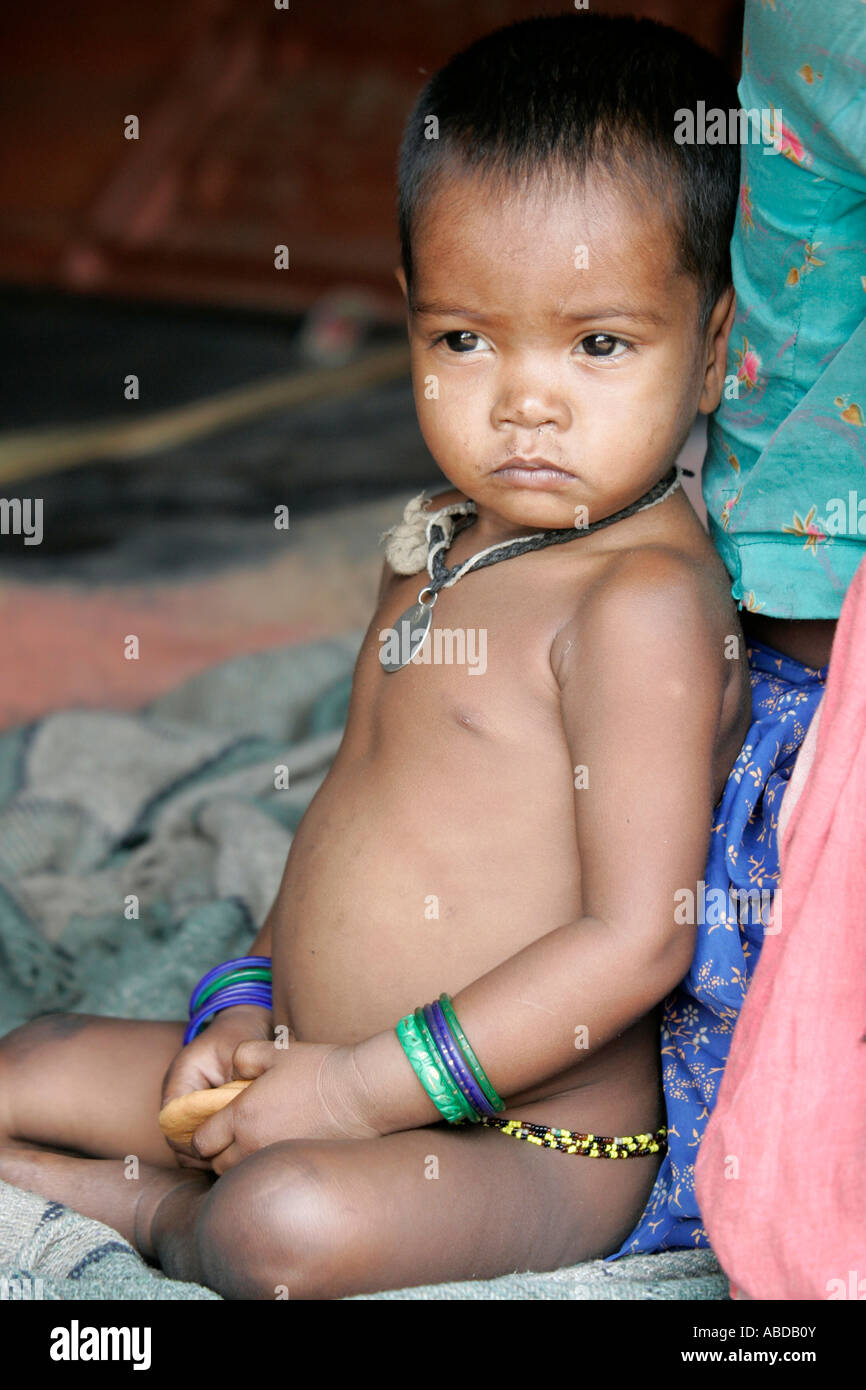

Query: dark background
1;0;743;320
0;0;744;719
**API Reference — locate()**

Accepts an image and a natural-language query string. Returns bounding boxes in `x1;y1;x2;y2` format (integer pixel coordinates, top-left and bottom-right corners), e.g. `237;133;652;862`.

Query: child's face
397;167;732;533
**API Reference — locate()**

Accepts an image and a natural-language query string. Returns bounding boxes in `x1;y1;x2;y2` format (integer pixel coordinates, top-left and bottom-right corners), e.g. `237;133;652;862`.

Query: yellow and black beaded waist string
480;1117;667;1158
395;993;667;1157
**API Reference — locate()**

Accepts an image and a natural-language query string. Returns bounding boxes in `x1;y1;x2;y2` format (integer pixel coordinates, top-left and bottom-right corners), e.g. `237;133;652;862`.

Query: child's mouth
493;458;575;486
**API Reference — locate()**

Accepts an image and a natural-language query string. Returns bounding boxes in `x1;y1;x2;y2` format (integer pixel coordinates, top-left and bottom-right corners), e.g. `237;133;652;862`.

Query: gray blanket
0;636;728;1300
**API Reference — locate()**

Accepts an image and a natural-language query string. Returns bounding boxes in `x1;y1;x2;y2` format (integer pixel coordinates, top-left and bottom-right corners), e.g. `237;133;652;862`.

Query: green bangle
438;993;505;1112
195;968;273;1007
396;1014;473;1124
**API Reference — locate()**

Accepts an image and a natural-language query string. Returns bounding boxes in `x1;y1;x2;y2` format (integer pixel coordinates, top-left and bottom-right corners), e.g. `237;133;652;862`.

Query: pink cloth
695;557;866;1300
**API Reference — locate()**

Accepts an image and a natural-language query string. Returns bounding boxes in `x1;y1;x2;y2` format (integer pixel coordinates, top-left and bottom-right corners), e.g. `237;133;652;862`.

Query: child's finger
231;1039;274;1078
160;1060;210;1110
167;1147;215;1172
190;1098;238;1159
210;1141;245;1176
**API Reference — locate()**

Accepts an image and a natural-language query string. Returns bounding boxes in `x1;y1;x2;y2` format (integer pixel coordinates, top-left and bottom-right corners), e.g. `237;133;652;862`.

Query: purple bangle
423;1002;489;1120
189;955;272;1015
187;985;272;1033
184;983;272;1045
185;994;272;1045
430;1002;500;1119
424;1002;497;1119
189;982;272;1021
190;981;273;1018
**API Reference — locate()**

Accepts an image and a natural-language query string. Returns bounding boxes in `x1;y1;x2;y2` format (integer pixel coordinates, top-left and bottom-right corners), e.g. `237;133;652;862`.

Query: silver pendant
379;592;436;672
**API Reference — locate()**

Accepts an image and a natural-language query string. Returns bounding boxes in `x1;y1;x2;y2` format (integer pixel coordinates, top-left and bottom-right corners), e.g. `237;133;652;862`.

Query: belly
272;739;582;1045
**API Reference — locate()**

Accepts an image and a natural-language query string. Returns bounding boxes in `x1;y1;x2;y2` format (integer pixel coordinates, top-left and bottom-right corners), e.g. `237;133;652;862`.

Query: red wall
0;0;743;318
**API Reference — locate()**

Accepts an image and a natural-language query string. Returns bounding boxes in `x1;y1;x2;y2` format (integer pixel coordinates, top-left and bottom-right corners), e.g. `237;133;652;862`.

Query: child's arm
159;906;277;1162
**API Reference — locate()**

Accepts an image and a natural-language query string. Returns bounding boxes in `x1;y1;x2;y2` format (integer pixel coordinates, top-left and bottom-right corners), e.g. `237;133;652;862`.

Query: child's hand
189;1039;381;1173
160;1005;273;1168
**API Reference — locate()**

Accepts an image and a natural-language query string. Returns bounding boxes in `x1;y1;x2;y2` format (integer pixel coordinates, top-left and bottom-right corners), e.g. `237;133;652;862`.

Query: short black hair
397;13;740;332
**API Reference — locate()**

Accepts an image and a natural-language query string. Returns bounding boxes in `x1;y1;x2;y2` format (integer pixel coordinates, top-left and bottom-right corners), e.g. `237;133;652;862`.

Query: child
0;13;774;1298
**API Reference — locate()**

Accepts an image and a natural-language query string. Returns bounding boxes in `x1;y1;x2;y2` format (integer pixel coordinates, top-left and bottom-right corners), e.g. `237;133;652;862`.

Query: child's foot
0;1145;211;1259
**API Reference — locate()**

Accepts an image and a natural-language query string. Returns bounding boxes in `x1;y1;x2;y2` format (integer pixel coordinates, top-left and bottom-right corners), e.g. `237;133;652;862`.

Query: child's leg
0;1012;185;1167
188;1125;663;1297
0;1112;663;1298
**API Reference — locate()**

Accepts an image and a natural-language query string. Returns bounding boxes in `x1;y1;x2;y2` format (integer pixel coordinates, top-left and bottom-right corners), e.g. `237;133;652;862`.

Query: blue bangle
189;955;272;1016
185;994;272;1045
427;1000;499;1118
189;981;272;1019
187;982;272;1025
184;983;273;1045
424;1002;496;1120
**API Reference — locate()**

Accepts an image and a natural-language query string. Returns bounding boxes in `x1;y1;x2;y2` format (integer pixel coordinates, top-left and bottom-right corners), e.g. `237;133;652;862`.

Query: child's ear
698;286;737;415
394;267;408;299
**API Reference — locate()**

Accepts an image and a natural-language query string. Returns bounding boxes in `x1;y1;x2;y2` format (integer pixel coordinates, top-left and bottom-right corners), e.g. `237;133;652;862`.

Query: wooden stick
0;341;409;484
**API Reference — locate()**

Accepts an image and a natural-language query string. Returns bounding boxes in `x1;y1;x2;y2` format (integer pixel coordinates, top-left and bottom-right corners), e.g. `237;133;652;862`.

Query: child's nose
493;387;571;434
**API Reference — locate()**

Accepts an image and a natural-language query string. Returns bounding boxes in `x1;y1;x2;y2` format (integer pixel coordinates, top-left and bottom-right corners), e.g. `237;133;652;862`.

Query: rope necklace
379;465;681;672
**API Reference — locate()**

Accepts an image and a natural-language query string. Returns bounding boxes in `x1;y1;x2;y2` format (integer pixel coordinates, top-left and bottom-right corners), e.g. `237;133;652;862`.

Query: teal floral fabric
607;640;826;1258
704;0;866;618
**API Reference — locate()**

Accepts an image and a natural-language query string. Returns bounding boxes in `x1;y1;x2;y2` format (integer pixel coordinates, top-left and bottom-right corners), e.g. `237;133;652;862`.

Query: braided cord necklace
380;464;681;672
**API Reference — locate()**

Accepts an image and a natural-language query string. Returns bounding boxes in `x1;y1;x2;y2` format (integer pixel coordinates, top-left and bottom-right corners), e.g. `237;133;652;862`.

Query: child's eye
433;330;490;354
575;334;631;358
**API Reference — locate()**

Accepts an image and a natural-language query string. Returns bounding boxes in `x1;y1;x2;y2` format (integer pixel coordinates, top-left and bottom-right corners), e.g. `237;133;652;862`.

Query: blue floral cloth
606;639;826;1260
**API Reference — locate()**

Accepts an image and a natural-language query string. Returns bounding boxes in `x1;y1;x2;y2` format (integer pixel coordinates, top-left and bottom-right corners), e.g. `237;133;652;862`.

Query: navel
452;707;484;733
